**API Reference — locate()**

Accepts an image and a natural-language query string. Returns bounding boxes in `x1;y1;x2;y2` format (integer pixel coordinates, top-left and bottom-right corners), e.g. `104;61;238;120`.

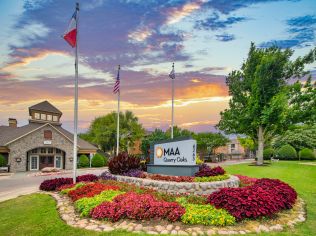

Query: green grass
224;161;316;236
0;161;315;235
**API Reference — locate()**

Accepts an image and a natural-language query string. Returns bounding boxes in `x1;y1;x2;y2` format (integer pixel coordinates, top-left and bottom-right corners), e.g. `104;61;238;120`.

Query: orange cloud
165;1;204;24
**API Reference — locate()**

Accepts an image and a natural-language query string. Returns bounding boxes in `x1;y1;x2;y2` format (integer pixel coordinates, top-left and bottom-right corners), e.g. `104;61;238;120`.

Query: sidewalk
0;167;108;202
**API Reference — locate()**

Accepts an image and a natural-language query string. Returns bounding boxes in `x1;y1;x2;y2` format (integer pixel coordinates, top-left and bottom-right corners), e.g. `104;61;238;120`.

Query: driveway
0;167;108;202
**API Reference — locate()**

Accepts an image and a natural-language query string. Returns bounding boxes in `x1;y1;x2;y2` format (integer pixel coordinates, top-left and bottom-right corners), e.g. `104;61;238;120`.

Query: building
0;101;97;172
214;138;246;159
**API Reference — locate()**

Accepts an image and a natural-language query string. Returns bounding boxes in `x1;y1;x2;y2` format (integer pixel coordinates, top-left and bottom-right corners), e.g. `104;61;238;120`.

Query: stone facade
114;175;240;195
8;125;74;172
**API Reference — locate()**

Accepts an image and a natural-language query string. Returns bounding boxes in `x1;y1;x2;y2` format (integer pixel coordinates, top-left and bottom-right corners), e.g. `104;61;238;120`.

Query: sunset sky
0;0;315;133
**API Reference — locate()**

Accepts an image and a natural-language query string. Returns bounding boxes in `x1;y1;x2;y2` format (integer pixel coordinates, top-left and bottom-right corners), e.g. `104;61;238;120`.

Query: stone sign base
147;164;199;176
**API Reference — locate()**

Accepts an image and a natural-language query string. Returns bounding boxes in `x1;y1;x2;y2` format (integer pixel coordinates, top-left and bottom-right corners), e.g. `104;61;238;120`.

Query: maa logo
156;147;163;158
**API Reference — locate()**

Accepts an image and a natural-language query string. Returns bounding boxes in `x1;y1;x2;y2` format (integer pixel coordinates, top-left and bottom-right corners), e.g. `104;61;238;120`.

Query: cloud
165;1;204;25
260;14;316;48
195;13;247;30
216;34;235;42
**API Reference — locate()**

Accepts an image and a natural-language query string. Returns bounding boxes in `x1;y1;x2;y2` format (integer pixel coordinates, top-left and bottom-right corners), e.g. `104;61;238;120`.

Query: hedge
91;153;105;167
276;144;297;160
263;148;275;160
299;148;315;160
78;155;89;168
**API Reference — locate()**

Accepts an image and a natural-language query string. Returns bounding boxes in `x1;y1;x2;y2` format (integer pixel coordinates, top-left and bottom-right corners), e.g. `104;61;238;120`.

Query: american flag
113;65;120;94
169;63;175;79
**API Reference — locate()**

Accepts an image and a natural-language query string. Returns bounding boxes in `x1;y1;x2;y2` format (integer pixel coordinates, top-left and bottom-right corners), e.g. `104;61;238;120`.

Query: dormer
28;101;62;125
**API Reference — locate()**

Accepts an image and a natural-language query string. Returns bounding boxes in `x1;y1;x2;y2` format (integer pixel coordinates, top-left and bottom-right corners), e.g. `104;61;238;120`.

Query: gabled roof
0;123;97;151
29;101;62;115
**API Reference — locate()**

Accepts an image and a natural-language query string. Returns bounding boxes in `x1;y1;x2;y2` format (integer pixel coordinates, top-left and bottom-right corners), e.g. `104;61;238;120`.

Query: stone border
46;192;306;235
113;174;240;195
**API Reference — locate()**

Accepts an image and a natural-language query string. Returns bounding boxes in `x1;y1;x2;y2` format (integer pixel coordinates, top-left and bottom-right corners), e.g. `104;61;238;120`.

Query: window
48;148;54;154
34;113;40;119
41;148;46;154
47;114;52;121
55;156;62;168
31;148;38;154
44;130;52;140
30;156;38;170
56;149;62;154
230;144;236;152
53;116;58;122
40;113;47;120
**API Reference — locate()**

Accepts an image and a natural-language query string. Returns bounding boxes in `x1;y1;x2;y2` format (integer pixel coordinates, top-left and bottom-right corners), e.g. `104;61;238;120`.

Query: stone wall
114;175;240;195
8;126;74;172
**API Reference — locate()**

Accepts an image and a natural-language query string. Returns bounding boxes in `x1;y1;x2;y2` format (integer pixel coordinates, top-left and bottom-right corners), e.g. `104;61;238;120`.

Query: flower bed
39;173;299;231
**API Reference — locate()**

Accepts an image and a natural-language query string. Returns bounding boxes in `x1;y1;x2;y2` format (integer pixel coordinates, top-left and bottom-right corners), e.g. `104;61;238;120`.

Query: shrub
68;182;120;201
299;148;315;160
75;190;125;216
76;174;98;182
234;175;257;187
91;153;105;167
99;171;117;181
122;169;146;178
108;152;140;174
195;165;225;177
78;155;89;168
39;178;73;191
91;192;185;222
263;148;275;160
0;154;6;167
180;203;235;226
148;174;194;182
208;178;297;221
276;144;297;160
194;174;229;182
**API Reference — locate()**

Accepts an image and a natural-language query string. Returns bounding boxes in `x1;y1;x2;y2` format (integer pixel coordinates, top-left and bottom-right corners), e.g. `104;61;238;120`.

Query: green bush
91;153;105;167
299;148;315;160
263;148;275;160
276;144;297;160
194;174;230;182
0;154;6;167
176;199;235;226
75;190;125;216
78;155;89;168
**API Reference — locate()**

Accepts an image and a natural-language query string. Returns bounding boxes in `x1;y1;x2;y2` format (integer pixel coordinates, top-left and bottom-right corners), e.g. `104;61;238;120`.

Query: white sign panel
154;139;197;165
44;140;52;145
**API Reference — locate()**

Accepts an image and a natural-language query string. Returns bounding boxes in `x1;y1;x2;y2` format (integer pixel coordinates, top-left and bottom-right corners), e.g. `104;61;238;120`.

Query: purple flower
100;171;117;180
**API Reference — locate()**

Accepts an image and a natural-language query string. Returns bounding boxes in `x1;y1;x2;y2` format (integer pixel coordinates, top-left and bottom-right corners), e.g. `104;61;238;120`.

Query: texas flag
63;11;77;48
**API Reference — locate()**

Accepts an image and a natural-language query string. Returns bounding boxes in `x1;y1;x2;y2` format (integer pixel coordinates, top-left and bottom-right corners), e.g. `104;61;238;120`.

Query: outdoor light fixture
15;157;22;163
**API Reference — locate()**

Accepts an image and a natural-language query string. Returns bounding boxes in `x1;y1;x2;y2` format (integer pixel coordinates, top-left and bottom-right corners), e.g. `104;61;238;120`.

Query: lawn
0;161;315;236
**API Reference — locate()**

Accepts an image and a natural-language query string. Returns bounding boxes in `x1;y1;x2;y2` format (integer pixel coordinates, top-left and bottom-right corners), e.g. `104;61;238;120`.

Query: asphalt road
0;167;108;202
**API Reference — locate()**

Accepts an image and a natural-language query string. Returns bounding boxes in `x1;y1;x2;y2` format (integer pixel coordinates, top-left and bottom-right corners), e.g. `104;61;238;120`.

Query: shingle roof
0;123;42;146
0;123;97;151
29;101;62;115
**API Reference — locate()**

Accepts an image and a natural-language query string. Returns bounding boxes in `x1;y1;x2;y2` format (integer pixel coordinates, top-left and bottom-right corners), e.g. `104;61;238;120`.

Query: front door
30;156;39;171
39;156;54;170
55;156;62;169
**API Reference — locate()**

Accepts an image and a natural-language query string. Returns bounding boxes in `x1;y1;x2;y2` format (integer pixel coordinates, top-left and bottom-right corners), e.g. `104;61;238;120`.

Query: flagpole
171;62;174;139
116;65;121;156
73;2;79;184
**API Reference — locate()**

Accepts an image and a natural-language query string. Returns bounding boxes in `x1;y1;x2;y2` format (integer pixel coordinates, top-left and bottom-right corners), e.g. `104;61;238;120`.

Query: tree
80;111;144;153
193;132;229;155
271;125;316;151
218;43;316;165
165;126;194;138
238;136;256;158
140;129;167;157
140;126;194;157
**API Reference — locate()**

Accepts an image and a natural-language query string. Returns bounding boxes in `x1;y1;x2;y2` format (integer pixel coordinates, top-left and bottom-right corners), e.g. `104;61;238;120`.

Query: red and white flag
63;11;77;48
113;66;120;94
